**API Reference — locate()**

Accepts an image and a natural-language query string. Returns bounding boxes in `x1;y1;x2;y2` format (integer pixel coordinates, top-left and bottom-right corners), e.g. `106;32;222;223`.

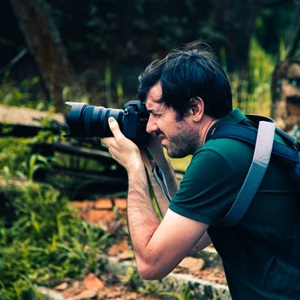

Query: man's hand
101;117;142;170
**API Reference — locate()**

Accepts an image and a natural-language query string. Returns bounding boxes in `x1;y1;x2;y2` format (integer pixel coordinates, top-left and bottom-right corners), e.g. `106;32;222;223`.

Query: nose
146;114;158;134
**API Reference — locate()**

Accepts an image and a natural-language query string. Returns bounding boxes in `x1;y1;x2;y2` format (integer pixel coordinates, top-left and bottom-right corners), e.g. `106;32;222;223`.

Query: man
102;42;300;299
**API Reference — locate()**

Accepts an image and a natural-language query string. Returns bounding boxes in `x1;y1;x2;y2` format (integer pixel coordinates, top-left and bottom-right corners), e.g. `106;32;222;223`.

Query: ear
189;97;204;122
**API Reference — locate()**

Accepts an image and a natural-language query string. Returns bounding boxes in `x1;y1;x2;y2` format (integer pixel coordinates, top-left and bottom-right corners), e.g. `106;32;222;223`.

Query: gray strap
145;147;172;202
218;121;276;226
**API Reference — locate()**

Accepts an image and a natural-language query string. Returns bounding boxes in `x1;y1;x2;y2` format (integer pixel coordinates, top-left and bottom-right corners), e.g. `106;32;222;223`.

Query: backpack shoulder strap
216;120;275;226
208;123;299;163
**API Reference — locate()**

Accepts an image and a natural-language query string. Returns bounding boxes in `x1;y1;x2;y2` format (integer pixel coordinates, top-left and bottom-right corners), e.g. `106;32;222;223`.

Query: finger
101;137;112;148
108;117;123;139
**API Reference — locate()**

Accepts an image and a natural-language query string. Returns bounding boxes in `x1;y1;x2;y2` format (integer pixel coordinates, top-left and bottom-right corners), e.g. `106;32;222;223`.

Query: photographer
101;41;300;299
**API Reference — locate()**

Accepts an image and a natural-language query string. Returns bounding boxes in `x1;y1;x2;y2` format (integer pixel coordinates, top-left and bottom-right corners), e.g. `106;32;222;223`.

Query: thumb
108;117;121;137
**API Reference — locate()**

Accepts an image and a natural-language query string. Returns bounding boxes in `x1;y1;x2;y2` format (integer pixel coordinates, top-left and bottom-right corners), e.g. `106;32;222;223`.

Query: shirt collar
206;109;247;141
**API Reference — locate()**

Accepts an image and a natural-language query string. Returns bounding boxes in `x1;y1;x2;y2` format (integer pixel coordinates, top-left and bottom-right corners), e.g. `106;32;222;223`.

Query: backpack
205;114;300;226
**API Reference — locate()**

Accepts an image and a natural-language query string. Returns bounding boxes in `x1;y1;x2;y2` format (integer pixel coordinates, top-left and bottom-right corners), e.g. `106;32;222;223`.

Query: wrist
127;156;145;176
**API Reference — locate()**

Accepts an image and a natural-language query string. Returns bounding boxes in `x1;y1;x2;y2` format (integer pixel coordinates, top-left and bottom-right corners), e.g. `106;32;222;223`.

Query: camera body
65;100;149;143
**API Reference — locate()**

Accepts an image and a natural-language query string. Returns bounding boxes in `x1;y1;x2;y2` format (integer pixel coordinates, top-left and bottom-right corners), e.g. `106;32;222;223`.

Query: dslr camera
65;100;149;143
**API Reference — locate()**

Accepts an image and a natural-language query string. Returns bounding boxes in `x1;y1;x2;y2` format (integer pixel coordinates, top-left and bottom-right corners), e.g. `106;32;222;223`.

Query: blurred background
0;0;299;118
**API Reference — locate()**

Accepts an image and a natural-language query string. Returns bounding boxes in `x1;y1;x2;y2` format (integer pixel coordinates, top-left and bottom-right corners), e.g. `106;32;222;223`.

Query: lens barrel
66;102;123;138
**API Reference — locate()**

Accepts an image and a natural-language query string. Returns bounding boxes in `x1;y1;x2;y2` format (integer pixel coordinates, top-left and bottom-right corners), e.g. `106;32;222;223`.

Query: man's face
145;82;200;158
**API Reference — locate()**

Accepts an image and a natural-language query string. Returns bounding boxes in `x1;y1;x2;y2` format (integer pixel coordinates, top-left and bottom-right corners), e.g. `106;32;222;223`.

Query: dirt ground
48;197;227;300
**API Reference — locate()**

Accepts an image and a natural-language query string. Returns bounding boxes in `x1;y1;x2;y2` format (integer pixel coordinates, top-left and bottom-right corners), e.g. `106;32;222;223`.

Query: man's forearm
126;160;161;260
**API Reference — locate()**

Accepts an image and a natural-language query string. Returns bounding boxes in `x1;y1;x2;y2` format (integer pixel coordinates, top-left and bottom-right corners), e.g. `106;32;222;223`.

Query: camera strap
145;147;172;203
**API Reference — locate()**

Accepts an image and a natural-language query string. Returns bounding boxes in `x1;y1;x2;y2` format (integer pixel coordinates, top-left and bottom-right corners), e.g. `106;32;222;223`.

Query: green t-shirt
169;109;300;300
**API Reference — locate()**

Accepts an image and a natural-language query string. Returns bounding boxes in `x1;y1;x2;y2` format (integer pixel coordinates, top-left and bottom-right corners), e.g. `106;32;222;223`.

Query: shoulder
193;137;254;172
170;138;253;225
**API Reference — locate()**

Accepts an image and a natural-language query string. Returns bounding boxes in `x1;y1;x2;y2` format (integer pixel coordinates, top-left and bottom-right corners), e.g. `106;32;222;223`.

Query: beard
161;123;200;158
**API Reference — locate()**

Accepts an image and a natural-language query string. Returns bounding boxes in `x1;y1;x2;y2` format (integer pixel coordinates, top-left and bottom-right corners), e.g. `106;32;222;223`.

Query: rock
82;273;105;291
178;257;205;272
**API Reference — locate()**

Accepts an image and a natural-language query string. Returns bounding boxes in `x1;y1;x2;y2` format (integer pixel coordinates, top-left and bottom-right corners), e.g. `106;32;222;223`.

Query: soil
47;197;227;300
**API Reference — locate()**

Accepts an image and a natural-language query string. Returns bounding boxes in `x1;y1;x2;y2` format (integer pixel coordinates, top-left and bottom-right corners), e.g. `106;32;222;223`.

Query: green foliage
62;85;90;106
0;178;112;299
255;1;296;55
160;285;194;300
0;137;30;177
0;91;115;298
119;266;143;291
231;38;275;116
0;138;58;181
0;137;114;297
46;0;213;63
27;154;57;181
0;75;37;105
0;0;295;71
0;74;51;111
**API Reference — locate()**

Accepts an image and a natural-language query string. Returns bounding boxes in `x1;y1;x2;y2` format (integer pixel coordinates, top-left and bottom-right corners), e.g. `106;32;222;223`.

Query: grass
0;176;114;299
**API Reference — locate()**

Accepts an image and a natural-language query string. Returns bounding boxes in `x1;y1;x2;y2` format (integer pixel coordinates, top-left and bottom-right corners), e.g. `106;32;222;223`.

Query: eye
288;77;300;88
152;112;163;118
148;110;160;117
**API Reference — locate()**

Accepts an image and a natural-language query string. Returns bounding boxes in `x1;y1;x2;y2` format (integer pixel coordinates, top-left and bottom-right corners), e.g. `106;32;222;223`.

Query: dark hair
138;41;232;119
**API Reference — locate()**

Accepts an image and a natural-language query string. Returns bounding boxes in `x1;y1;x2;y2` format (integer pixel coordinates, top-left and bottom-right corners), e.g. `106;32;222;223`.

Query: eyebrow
147;105;167;115
145;95;165;113
146;107;159;114
146;95;163;104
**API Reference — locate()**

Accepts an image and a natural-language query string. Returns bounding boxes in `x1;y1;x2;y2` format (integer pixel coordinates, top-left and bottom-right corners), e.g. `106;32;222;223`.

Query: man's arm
140;136;212;252
102;118;209;279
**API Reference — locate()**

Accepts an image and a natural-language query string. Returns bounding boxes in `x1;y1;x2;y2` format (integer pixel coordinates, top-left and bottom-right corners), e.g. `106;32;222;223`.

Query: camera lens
65;100;149;143
66;102;123;138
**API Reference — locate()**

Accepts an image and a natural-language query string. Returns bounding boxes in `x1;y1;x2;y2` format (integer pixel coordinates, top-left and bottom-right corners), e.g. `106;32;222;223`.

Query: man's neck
199;115;219;146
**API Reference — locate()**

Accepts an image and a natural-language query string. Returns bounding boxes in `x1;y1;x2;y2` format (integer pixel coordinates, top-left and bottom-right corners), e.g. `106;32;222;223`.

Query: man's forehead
146;82;163;103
